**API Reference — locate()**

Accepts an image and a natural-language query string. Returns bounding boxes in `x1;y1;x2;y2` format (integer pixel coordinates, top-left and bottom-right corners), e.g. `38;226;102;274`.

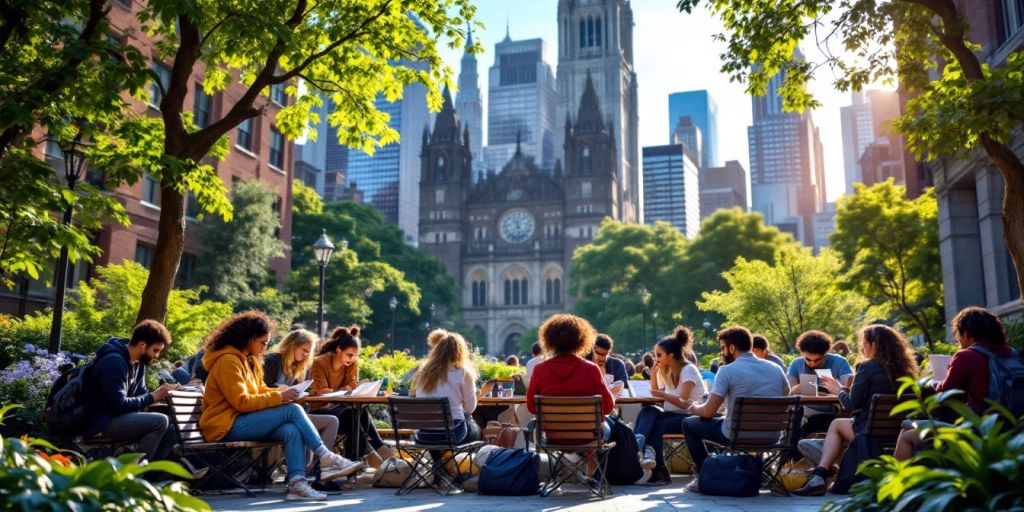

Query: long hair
204;311;276;378
318;325;361;356
858;325;918;384
657;326;693;383
273;329;319;383
413;329;477;394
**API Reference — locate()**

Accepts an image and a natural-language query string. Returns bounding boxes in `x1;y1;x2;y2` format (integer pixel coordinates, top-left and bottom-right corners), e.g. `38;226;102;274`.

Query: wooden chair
865;394;907;452
533;395;615;498
386;397;485;496
707;396;801;495
165;390;280;496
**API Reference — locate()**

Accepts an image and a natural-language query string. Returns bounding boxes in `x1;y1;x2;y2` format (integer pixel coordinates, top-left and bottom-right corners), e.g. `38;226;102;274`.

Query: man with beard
81;320;179;461
681;326;790;493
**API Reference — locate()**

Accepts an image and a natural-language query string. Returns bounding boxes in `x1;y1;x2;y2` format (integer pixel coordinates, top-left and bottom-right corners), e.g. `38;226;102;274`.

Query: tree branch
197;12;236;51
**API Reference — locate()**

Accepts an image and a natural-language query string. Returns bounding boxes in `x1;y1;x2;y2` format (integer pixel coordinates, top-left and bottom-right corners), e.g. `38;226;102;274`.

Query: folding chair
865;394;906;452
386;396;485;496
534;395;615;499
662;433;694;474
166;390;280;496
707;396;800;495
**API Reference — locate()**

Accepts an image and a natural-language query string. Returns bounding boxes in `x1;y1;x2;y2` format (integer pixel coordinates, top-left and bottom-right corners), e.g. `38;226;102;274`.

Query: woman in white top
411;329;480;445
634;327;706;485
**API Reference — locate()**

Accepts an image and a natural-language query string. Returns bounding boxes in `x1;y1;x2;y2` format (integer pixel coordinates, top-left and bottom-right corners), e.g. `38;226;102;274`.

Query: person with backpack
633;327;706;485
893;307;1024;460
588;334;631;397
410;329;480;449
199;311;363;501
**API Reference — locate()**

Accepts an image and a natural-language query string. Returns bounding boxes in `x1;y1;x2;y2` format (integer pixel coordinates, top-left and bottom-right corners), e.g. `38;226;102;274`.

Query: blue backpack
969;345;1024;416
478;448;539;496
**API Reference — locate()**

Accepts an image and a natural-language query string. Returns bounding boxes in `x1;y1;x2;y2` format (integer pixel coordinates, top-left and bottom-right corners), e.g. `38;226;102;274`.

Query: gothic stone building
420;75;620;355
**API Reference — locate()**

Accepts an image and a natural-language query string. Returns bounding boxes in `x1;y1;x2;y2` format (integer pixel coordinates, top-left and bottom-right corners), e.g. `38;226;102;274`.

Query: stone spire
456;24;483;169
432;86;460;143
574;71;605;134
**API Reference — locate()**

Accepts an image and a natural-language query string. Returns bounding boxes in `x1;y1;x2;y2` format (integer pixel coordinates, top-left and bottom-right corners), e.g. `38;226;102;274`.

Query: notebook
320;379;384;398
929;355;952;382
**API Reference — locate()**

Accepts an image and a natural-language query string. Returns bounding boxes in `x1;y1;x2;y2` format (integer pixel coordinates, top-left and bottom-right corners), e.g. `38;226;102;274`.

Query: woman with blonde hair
411;329;480;445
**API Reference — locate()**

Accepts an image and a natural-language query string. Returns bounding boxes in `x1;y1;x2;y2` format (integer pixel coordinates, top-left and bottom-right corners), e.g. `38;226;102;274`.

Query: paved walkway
205;481;834;512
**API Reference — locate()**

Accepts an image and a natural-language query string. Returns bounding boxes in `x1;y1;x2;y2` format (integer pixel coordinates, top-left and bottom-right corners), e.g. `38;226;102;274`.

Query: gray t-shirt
711;353;791;438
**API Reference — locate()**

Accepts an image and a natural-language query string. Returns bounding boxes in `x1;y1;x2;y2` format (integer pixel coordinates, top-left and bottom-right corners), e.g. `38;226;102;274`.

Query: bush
474;355;523;381
0;405;209;511
358;344;420;386
0;345;84;432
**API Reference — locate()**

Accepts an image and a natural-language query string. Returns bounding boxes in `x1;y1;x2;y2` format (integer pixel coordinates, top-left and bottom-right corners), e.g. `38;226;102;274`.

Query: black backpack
44;360;95;436
478;448;539;495
969;345;1024;416
604;415;644;485
698;454;761;497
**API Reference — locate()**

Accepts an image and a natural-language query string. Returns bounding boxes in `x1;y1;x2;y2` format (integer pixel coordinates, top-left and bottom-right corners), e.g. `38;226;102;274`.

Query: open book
287;379;313;400
320;379;384;398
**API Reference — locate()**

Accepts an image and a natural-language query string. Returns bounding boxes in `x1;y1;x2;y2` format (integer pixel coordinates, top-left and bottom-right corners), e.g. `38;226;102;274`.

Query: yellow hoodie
199;346;283;442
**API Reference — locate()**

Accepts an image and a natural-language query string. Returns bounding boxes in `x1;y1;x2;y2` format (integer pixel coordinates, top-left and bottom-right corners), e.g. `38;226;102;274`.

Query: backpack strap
968;344;996;359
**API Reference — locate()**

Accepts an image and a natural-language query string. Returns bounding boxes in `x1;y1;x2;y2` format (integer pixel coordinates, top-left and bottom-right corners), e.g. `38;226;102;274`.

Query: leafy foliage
0;405;209;511
698;248;869;351
0;346;84;431
356;344;420;386
831;181;944;347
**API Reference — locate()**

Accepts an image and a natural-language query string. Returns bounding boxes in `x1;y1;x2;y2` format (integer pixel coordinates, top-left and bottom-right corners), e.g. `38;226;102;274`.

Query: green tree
698;249;869;352
831;180;943;347
194;181;285;302
125;0;478;324
677;0;1024;310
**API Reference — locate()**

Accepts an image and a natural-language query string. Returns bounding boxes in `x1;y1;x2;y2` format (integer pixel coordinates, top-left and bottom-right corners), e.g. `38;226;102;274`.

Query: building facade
483;35;558;174
699;160;748;219
554;0;640;224
839;89;911;195
672;116;702;167
667;90;719;168
419;77;619;354
642;144;700;239
456;26;486;176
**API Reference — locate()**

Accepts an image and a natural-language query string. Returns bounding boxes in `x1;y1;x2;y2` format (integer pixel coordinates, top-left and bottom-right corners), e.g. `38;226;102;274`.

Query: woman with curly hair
310;325;393;467
794;324;919;495
199;312;362;501
411;329;480;445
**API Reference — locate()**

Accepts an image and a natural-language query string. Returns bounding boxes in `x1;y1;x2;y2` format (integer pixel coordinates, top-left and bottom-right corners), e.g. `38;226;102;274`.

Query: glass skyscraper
667;90;719;168
642;144;701;239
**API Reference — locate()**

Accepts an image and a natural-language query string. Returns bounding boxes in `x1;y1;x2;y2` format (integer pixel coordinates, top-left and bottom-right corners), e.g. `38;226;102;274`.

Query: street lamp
48;134;91;354
640;287;651;349
388;295;398;353
702;318;712;343
312;230;337;338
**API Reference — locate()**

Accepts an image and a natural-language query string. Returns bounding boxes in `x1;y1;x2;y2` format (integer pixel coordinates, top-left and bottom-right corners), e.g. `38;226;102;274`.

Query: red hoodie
526;354;615;415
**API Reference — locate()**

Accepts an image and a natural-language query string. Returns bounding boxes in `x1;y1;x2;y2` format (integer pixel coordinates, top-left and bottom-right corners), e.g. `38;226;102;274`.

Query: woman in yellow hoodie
199;311;362;501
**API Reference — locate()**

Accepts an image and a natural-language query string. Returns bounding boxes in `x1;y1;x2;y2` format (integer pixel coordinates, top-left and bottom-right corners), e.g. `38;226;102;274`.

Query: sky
436;0;870;202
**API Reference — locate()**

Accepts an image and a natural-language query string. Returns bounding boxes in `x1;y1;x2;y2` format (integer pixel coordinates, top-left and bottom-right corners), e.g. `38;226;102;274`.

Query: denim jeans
681;416;730;471
222;403;325;481
634;405;688;468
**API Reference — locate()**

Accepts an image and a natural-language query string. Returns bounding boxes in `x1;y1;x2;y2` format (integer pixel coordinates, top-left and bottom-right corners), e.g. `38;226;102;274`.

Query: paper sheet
814;369;834;380
630;380;652;398
289;379;313;394
319;379;384;398
929;355;952;382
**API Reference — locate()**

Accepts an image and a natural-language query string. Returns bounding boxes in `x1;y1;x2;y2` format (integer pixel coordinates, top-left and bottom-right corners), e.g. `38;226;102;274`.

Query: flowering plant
0;344;84;430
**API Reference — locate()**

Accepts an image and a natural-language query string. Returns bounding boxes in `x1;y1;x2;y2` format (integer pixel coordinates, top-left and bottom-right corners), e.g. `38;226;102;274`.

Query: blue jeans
634;405;688;469
222;403;325;482
681;416;729;471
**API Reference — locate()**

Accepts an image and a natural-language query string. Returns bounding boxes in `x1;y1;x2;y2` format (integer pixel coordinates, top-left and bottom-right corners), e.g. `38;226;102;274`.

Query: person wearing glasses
787;330;854;435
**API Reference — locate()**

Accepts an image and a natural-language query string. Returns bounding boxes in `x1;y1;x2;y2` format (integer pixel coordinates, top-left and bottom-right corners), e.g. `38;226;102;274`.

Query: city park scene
1;0;1023;510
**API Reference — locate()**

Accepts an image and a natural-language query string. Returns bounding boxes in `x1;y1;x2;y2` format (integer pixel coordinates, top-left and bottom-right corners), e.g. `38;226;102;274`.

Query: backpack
44;360;96;436
605;415;644;485
698;454;761;497
969;345;1024;416
478;448;539;495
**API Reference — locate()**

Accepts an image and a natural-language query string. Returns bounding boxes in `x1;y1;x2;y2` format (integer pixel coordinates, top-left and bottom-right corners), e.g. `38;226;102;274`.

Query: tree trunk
980;135;1024;310
135;180;185;323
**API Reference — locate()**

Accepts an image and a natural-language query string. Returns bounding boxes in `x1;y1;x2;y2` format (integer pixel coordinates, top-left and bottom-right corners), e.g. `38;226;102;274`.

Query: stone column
937;185;987;330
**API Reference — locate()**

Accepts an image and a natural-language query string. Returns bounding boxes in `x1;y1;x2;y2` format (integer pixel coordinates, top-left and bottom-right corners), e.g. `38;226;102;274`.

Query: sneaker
685;478;701;493
644;466;671;486
797;439;824;466
640;446;657;470
286;479;328;501
179;458;210;480
319;452;364;481
793;474;828;496
310;479;344;493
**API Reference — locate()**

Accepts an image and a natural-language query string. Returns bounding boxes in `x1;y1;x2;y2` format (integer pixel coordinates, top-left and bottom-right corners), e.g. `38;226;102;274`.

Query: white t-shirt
658;363;705;412
524;355;545;386
414;366;477;420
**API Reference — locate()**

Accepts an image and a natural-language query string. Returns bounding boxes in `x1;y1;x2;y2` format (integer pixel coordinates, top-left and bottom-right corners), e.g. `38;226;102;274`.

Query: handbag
697;454;761;497
372;457;425;488
484;421;518;448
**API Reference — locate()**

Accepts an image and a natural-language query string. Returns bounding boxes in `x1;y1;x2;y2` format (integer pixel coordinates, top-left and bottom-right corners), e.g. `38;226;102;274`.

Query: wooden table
477;396;663;406
797;395;841;405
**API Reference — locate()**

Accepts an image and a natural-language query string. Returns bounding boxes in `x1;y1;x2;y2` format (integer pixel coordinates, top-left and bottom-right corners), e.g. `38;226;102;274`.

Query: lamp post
428;303;435;329
48;134;91;355
312;230;336;338
640;287;651;349
702;318;712;349
652;311;658;343
388;295;398;353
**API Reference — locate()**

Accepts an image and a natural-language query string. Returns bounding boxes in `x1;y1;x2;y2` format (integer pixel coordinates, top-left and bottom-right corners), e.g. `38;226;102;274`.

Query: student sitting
787;330;853;435
199;312;362;502
634;327;706;485
311;326;393;467
263;329;340;467
81;320;179;462
411;329;480;446
794;325;918;495
589;333;631;397
752;334;787;372
682;326;790;493
524;342;545;387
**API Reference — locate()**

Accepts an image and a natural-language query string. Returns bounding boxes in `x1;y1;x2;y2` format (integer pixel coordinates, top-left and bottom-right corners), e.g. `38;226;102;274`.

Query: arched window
545;279;553;304
504;279;512;305
587;17;594;47
579;19;586;48
512;279;520;305
479;281;487;306
520;278;528;305
554;278;561;304
595;17;602;47
582;146;592;171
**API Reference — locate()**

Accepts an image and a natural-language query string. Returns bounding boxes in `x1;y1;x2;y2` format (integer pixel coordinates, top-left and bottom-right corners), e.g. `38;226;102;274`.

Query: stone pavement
205;480;834;512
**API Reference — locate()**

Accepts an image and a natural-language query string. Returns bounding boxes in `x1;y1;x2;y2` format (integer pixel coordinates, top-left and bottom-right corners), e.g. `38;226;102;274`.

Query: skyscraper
555;0;640;223
484;33;558;174
456;25;485;176
642;144;700;239
700;160;748;219
672;115;702;166
747;50;827;245
667;90;719;168
839;89;906;194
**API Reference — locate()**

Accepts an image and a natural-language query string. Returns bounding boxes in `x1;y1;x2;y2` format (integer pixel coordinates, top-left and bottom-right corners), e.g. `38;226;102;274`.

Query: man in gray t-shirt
683;326;790;492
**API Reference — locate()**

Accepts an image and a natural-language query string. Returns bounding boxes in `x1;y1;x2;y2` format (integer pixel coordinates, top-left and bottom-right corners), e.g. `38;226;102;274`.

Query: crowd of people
66;304;1020;500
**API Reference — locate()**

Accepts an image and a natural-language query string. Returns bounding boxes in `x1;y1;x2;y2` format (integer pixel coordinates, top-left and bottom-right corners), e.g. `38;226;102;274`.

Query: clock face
499;209;535;244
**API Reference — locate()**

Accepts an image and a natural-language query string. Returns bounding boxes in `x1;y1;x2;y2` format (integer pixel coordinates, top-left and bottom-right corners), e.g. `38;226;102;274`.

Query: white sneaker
685;478;701;493
286;479;327;501
319;452;364;481
640;446;657;470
